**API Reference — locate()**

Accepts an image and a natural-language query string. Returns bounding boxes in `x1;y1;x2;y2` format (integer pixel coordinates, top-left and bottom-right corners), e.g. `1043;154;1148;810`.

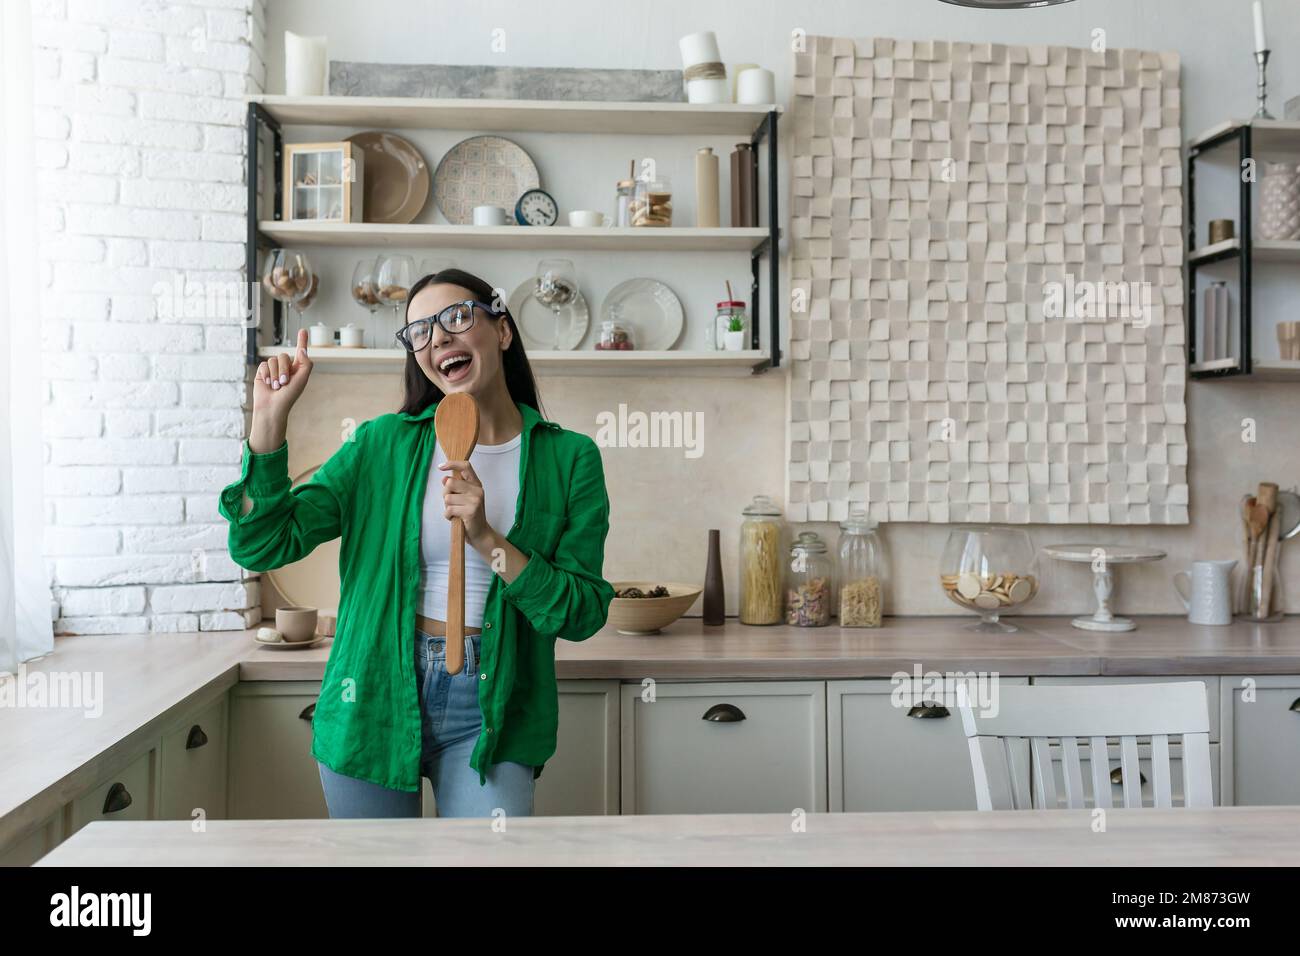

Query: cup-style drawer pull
907;703;950;718
1110;767;1147;786
1289;697;1300;713
185;724;209;750
299;703;316;721
102;782;133;814
702;703;746;722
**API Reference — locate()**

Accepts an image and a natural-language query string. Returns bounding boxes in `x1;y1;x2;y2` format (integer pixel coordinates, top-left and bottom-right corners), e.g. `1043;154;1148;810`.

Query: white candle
1253;0;1267;53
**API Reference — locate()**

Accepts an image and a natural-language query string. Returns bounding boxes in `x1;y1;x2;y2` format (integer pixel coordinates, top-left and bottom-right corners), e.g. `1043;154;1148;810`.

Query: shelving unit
244;94;783;375
256;344;771;376
1186;118;1300;379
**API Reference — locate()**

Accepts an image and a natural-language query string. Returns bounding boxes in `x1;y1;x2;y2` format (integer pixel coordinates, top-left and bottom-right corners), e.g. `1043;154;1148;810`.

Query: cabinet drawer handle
906;703;950;719
299;703;316;721
185;724;209;750
102;782;133;815
1289;697;1300;713
1110;767;1147;786
702;703;746;722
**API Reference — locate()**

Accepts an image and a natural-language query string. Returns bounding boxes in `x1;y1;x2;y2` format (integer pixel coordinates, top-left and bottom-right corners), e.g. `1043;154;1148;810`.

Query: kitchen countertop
36;806;1300;866
4;614;1300;848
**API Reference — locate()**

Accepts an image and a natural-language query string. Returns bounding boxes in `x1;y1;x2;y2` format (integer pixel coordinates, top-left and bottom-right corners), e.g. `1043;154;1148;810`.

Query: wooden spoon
433;392;479;676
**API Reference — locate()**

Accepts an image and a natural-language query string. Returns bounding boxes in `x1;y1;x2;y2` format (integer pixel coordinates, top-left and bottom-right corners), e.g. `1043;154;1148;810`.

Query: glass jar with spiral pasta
836;506;883;627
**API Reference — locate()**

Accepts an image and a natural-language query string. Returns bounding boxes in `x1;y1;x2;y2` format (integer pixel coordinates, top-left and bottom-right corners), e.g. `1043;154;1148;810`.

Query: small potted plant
724;314;747;351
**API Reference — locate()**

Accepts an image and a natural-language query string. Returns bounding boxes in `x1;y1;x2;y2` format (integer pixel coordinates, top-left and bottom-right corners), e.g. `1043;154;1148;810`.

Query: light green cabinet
621;680;827;814
69;748;155;835
0;811;64;867
159;694;229;821
228;681;327;819
534;680;619;815
828;678;1029;811
1222;675;1300;806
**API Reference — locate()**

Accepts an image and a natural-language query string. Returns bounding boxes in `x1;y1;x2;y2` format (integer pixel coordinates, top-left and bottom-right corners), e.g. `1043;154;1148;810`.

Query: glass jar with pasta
836;506;883;627
738;494;784;625
787;531;832;627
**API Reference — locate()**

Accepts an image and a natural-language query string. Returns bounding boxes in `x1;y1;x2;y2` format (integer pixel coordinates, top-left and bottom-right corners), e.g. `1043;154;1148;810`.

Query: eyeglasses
395;299;496;352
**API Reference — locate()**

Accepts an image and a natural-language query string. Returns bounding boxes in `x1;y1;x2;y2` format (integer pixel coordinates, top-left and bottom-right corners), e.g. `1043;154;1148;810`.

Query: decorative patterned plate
343;131;429;224
432;135;540;226
508;277;589;351
599;278;684;351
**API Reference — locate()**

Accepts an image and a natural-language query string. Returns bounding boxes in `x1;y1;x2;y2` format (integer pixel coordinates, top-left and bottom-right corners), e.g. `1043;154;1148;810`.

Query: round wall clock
515;188;558;226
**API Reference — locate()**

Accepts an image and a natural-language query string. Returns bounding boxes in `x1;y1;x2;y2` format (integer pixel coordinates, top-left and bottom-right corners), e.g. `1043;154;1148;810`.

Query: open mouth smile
436;350;474;383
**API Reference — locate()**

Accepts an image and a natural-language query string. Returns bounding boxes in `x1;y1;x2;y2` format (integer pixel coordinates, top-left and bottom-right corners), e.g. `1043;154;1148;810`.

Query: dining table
35;805;1300;866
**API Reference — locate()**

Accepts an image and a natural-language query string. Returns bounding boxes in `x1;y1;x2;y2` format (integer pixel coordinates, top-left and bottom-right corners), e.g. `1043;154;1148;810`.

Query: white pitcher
1173;560;1237;625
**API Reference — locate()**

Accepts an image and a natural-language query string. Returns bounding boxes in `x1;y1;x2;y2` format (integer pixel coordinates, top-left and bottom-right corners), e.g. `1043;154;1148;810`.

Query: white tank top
418;431;522;628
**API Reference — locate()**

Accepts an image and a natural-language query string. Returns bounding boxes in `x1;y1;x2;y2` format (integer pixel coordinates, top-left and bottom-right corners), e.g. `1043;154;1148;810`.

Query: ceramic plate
265;465;341;613
599;278;684;351
258;636;328;650
432;135;539;226
508;277;589;351
344;131;430;224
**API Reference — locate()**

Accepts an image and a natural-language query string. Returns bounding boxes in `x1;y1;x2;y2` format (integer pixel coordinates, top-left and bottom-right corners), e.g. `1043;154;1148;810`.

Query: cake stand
1042;544;1166;632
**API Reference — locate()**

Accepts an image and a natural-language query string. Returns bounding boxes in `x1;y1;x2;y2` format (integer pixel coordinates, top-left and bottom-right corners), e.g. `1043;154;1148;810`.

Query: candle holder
1254;49;1274;120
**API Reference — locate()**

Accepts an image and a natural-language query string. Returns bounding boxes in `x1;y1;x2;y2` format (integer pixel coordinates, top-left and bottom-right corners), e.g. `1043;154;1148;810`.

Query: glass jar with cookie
940;527;1039;633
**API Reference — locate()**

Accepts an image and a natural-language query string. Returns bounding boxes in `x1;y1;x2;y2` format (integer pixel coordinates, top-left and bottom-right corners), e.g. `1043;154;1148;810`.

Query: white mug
568;210;611;228
736;67;776;105
338;323;364;348
1173;559;1237;626
472;205;508;226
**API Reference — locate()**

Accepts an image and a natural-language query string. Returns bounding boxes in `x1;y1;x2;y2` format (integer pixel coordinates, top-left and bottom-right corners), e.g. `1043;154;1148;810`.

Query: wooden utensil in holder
1239;481;1285;620
434;393;480;674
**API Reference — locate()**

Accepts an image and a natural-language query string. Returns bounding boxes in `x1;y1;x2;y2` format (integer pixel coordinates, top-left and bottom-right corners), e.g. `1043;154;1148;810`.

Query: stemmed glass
939;527;1039;633
350;258;382;347
375;254;415;344
261;248;313;344
534;258;578;350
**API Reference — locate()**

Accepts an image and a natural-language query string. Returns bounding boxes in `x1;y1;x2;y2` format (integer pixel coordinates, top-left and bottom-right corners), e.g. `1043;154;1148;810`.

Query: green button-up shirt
217;400;614;790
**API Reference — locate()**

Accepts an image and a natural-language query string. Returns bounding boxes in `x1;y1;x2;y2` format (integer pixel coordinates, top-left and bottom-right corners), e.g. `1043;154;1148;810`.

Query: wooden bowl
607;582;703;635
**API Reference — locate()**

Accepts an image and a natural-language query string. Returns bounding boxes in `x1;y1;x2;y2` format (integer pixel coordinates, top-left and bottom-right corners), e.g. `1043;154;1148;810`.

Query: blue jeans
316;629;535;818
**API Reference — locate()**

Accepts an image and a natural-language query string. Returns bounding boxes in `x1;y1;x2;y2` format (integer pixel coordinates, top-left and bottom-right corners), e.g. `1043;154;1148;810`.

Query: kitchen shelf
257;345;773;377
1185;119;1300;380
1188;236;1300;264
258;221;771;252
247;94;780;136
1189;118;1300;154
245;95;782;372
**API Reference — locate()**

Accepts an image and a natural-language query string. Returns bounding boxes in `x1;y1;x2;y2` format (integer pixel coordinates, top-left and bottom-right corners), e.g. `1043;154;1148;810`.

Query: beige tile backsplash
276;370;1296;618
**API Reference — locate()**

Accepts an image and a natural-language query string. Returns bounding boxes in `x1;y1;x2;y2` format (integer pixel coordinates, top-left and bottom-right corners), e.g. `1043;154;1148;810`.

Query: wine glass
939;527;1039;633
261;248;313;344
350;258;382;347
534;258;578;350
375;253;415;341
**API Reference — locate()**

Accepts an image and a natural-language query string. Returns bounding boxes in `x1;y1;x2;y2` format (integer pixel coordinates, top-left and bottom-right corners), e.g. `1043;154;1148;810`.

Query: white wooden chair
956;681;1214;810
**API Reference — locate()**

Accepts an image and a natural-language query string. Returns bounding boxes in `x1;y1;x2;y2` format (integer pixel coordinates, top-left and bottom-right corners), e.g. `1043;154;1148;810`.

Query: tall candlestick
1253;1;1267;53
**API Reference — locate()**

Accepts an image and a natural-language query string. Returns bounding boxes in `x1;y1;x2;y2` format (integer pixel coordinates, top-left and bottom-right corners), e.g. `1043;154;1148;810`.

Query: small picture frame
282;141;364;223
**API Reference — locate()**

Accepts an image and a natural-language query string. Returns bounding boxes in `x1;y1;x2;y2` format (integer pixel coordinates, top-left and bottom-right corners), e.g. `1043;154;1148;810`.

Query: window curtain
0;0;53;674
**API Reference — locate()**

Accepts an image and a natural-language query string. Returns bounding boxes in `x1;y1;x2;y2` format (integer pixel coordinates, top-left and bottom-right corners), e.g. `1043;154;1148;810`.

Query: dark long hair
398;268;543;417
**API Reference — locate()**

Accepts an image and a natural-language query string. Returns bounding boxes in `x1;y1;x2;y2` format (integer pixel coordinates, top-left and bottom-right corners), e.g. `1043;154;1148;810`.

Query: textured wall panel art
787;37;1187;525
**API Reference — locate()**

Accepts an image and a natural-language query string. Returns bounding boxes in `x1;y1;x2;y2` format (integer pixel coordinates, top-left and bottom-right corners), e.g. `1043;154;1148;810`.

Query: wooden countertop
4;615;1300;849
36;806;1300;866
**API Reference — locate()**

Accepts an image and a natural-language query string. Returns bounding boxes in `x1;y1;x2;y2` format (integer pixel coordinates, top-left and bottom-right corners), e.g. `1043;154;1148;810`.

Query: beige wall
270;369;1298;619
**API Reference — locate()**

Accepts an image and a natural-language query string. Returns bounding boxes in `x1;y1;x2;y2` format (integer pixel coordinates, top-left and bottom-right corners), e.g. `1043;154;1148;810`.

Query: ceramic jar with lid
787;531;832;627
738;494;783;625
836;506;883;627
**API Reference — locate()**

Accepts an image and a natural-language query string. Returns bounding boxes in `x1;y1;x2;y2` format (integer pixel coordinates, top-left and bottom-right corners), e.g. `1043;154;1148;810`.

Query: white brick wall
35;0;267;635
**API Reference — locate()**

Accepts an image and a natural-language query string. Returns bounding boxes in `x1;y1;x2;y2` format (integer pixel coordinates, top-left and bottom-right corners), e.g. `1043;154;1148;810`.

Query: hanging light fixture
937;0;1076;7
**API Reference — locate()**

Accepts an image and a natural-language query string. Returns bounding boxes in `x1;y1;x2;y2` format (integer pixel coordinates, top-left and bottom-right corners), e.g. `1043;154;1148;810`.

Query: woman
218;268;614;819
